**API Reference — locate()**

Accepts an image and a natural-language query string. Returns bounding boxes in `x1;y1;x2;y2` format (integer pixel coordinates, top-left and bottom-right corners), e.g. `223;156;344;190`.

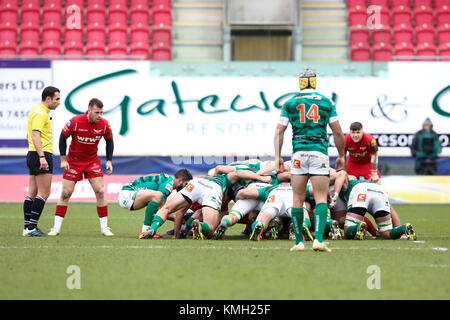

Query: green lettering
64;69;138;135
432;85;450;117
230;92;270;112
273;92;297;109
198;95;227;114
137;99;166;116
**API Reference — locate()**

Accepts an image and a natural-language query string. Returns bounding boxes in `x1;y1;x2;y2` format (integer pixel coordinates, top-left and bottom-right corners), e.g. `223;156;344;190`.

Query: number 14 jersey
279;90;338;155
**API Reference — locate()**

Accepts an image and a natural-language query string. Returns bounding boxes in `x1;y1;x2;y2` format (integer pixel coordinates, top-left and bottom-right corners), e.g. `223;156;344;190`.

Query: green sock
314;203;328;242
345;224;359;239
200;222;210;235
324;218;333;235
303;217;311;229
143;201;160;226
222;218;231;227
251;221;264;231
149;215;165;233
389;224;406;239
291;207;304;245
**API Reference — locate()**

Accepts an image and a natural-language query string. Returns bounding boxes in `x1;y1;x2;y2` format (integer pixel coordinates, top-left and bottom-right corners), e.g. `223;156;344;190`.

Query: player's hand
334;156;346;172
60;159;69;171
370;172;380;184
275;157;285;173
40;157;48;170
330;193;338;208
106;160;113;175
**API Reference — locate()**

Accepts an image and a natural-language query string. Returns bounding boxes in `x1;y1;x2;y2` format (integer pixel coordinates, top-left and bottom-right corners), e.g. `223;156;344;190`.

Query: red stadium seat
153;0;172;5
21;2;40;24
414;5;434;25
86;40;106;58
348;5;367;26
438;23;450;43
108;3;128;25
22;0;40;5
0;39;17;56
64;28;83;44
351;41;371;61
109;22;128;44
393;23;414;43
108;40;128;58
42;1;63;24
373;42;393;61
109;0;128;6
394;41;415;60
87;22;106;44
131;41;150;59
65;2;84;31
0;21;17;43
20;21;40;43
19;40;39;56
391;0;410;5
348;0;367;5
417;41;437;60
64;39;84;57
130;22;149;43
413;0;433;6
371;26;392;44
350;25;370;43
0;0;19;23
130;3;150;25
152;26;171;42
436;4;450;26
86;3;106;24
130;0;150;5
42;21;62;43
435;0;450;6
151;41;170;60
41;40;62;56
370;0;389;6
392;5;412;25
65;0;84;7
152;4;172;26
415;23;436;43
438;42;450;60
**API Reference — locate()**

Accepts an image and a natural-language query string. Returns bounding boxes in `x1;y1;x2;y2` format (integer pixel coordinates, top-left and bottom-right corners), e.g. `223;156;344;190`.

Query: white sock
54;216;64;231
99;217;108;230
142;224;150;233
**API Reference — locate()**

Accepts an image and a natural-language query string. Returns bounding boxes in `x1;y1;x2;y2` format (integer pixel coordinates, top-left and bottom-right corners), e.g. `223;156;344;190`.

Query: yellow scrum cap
298;68;317;90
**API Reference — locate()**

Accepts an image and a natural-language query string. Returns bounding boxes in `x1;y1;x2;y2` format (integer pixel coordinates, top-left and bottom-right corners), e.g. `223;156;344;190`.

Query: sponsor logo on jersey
76;135;102;144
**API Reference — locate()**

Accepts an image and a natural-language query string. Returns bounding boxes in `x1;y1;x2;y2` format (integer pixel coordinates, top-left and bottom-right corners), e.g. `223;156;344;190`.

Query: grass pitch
0;203;449;300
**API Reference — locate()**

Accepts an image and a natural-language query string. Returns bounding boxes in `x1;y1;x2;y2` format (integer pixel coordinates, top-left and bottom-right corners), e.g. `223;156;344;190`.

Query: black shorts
27;151;53;175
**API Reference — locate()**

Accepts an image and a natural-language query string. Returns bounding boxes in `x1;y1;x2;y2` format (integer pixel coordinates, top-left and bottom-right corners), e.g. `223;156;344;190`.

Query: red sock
364;217;377;236
97;205;108;218
55;205;68;218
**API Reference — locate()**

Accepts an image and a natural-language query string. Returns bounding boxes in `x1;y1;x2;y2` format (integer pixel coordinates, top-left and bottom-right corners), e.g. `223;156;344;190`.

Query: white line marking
0;245;448;251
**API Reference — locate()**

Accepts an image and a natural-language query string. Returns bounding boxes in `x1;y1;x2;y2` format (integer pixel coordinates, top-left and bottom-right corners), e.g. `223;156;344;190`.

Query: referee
23;86;61;236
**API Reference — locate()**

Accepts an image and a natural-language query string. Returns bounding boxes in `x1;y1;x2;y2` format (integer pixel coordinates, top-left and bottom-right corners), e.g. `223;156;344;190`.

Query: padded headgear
299;68;317;90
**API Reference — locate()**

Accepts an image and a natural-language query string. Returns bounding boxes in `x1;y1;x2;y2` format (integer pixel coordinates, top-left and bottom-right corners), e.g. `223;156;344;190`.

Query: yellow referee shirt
27;103;53;153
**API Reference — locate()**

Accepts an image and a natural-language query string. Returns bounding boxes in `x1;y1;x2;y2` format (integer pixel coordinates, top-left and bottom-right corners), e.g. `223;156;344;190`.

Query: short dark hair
350;122;363;131
88;98;103;109
175;169;193;181
41;86;60;101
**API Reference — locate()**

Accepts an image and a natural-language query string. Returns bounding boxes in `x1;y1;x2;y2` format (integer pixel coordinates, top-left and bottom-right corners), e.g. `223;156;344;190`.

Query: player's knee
60;189;73;201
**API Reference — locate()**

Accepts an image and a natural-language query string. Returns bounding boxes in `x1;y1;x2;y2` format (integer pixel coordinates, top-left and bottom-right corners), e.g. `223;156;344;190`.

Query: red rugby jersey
62;111;112;162
345;132;378;164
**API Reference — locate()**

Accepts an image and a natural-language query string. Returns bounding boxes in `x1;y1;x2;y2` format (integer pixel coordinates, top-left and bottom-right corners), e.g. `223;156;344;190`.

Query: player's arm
231;169;271;184
329;120;346;171
105;137;114;175
274;123;287;172
58;132;70;171
213;165;236;175
370;138;380;183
